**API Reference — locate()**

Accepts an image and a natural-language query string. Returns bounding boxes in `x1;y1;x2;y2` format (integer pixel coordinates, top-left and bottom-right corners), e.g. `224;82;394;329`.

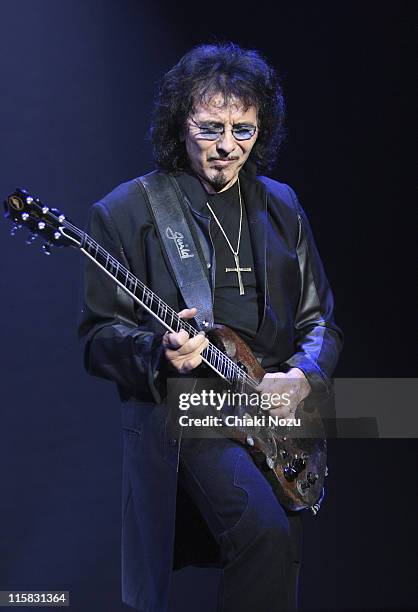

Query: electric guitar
4;188;327;514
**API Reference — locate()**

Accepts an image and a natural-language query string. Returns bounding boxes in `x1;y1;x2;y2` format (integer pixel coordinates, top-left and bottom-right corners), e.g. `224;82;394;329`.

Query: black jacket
78;162;343;612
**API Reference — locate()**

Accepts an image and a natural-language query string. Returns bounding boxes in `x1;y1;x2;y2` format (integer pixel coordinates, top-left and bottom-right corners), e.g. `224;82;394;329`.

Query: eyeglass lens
190;118;257;141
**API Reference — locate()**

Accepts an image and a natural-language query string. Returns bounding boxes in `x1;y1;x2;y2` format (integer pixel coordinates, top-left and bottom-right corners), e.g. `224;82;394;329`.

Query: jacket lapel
239;165;268;327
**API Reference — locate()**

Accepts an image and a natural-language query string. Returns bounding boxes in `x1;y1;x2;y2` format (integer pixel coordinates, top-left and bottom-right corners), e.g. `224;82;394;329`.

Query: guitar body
207;324;327;512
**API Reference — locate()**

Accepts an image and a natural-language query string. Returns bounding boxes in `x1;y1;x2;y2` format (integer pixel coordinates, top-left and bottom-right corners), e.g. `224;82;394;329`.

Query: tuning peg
42;242;52;255
26;232;38;245
10;224;22;236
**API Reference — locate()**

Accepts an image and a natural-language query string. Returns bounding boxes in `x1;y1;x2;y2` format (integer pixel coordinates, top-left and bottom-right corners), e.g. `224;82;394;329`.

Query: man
79;43;342;612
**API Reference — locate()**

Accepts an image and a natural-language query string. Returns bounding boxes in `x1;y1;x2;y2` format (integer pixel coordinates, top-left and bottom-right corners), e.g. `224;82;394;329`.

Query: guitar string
60;217;259;390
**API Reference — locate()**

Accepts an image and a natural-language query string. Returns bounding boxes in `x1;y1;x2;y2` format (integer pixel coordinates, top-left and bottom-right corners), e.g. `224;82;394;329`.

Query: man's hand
162;307;209;374
256;368;311;418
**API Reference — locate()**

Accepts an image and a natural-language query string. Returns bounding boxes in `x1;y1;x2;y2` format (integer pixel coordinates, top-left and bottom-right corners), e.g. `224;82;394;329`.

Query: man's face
184;93;258;193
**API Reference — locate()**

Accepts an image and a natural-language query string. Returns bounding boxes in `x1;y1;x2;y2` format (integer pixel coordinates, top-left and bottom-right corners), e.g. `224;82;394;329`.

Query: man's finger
163;329;189;350
163;307;199;349
170;333;208;357
178;307;197;319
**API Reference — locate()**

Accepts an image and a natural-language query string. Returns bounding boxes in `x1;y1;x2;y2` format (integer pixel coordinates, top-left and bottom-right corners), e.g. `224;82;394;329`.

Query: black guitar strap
134;171;214;332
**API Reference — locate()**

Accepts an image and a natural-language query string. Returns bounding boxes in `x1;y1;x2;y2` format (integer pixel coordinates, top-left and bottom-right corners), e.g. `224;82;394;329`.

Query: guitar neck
76;229;255;389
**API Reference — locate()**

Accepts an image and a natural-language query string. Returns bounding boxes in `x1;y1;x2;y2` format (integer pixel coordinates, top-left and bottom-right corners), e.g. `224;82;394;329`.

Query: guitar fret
157;301;167;321
143;286;153;307
128;275;136;292
210;348;214;368
224;356;229;375
223;356;227;379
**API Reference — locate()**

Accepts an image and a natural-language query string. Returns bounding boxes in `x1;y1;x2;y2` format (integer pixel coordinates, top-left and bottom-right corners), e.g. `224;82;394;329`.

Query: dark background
0;1;416;610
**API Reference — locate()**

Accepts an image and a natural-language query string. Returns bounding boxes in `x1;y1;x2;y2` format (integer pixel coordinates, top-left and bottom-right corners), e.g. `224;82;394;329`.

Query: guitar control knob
10;224;22;236
292;457;307;475
283;464;297;482
53;231;61;240
21;213;29;221
307;472;319;485
38;221;46;230
299;480;311;493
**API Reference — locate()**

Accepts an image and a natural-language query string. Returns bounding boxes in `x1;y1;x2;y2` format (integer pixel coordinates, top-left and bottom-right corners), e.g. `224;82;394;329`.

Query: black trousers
178;436;303;612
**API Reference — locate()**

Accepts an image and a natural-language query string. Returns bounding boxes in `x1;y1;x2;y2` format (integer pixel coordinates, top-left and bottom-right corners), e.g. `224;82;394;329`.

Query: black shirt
206;181;261;342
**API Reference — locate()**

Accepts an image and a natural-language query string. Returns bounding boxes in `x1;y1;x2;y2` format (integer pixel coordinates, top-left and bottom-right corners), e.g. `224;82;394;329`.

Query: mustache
208;156;239;161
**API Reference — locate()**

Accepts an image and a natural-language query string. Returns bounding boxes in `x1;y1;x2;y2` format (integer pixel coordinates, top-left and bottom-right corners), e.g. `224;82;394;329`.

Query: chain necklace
206;178;252;295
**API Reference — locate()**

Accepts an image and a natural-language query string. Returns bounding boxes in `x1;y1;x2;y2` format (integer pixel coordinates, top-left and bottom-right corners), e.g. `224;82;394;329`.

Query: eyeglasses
188;116;258;141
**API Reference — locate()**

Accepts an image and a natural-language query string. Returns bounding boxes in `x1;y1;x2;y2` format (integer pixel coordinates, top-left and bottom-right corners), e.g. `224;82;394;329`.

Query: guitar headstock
4;188;82;254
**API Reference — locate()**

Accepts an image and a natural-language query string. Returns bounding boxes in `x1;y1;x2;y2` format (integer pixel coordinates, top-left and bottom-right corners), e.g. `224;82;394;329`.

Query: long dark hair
150;42;286;172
